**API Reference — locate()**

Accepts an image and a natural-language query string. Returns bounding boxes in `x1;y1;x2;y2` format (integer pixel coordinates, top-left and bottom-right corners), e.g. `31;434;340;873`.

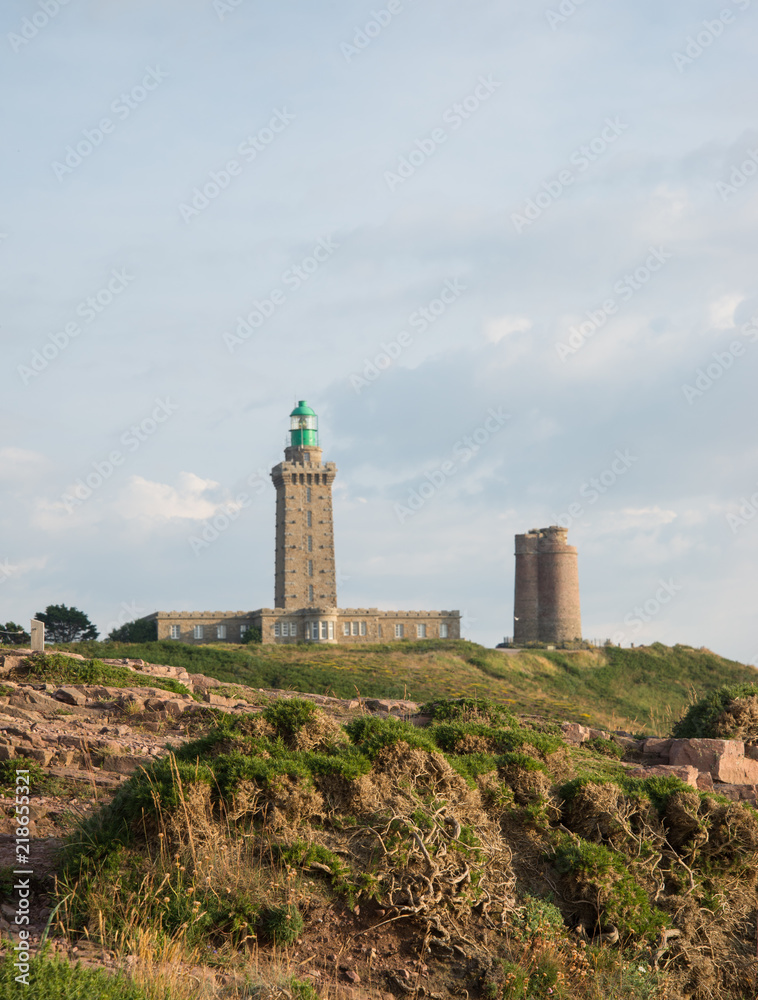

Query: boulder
561;723;591;744
16;747;54;766
712;755;758;785
100;754;147;775
640;738;673;761
669;738;744;774
626;764;699;788
54;687;87;707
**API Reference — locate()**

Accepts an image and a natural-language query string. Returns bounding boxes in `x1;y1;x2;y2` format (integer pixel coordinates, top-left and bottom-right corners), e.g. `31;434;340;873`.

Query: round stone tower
536;526;581;643
513;530;540;644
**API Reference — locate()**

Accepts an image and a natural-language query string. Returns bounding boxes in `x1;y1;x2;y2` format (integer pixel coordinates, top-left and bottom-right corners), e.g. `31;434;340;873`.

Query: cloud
0;447;49;484
114;473;224;521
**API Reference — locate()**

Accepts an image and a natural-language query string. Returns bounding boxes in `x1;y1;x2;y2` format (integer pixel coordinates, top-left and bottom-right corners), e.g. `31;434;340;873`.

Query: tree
240;625;262;645
0;622;30;646
108;617;158;643
35;604;99;643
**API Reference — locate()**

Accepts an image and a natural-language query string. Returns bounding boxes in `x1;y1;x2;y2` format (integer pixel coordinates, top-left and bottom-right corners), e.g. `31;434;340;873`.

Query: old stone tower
514;526;581;644
271;402;338;609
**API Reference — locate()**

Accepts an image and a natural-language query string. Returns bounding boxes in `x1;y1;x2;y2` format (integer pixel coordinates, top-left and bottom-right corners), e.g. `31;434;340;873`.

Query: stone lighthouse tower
513;526;581;644
271;402;338;610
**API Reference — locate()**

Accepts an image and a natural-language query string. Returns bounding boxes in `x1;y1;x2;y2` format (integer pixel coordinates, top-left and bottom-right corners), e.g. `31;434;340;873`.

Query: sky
2;0;757;663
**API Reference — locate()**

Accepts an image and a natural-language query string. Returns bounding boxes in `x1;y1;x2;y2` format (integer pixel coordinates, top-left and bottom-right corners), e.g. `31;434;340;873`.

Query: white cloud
709;294;743;331
114;473;223;521
0;447;49;484
484;315;532;344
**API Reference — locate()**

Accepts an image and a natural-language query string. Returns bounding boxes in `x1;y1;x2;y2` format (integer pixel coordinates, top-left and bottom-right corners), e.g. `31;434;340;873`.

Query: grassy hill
56;639;757;735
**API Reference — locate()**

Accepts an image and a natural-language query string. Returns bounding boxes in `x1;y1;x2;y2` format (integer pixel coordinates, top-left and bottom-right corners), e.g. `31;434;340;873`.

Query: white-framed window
360;621;367;636
307;535;313;551
305;622;311;640
395;623;404;638
240;624;248;637
308;585;314;603
217;625;227;639
440;623;448;638
321;621;328;639
274;622;281;637
290;623;297;637
307;510;312;527
328;621;334;640
417;624;427;638
351;621;359;636
170;625;180;639
343;622;350;636
194;625;204;640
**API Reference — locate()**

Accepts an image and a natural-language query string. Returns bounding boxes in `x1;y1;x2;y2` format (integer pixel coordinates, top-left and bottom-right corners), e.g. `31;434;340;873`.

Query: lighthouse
271;402;338;610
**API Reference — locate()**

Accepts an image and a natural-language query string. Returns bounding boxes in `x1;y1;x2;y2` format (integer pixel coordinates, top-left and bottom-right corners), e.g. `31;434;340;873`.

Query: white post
30;620;45;653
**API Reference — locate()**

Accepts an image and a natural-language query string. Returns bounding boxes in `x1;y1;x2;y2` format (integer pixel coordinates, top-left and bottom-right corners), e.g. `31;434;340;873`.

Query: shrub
672;683;758;739
258;903;304;944
344;716;437;757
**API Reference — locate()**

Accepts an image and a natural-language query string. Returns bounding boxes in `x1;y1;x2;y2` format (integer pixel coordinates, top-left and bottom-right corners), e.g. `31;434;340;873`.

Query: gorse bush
672;683;758;739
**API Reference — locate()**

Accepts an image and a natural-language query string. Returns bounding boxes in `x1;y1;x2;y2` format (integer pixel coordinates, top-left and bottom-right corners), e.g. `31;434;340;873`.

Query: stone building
513;526;581;644
144;401;461;645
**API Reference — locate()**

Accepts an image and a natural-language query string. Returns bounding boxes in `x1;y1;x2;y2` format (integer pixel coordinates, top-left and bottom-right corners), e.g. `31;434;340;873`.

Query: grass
0;949;151;999
12;653;191;697
51;639;758;735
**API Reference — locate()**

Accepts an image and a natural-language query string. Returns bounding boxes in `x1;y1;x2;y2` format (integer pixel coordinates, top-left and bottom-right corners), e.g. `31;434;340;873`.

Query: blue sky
2;0;757;662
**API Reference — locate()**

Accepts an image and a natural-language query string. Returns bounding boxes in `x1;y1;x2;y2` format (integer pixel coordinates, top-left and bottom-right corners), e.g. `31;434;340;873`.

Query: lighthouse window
307;536;313;551
306;487;311;502
308;585;314;602
308;560;313;576
307;510;312;527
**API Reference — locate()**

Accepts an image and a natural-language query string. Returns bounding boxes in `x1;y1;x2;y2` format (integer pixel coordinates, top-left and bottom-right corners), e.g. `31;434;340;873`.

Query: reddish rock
640;738;673;760
669;738;744;774
54;687;87;707
713;755;758;785
626;764;699;788
745;745;758;761
588;728;611;741
561;723;590;744
100;754;146;775
696;772;714;792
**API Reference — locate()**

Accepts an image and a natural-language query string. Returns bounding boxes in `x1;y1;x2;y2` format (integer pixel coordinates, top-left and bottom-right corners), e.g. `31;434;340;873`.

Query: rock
54;687;87;707
713;755;758;785
696;772;714;792
100;755;147;775
669;738;744;774
745;745;758;761
640;738;673;760
712;782;758;804
15;747;54;766
588;728;611;741
0;706;44;723
561;723;591;744
364;698;419;716
626;764;699;788
0;745;15;761
343;970;360;984
613;736;642;751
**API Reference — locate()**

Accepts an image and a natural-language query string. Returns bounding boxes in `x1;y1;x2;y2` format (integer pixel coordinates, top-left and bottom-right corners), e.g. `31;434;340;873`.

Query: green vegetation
51;639;758;734
0;950;149;999
49;693;758;999
12;653;190;697
671;682;758;739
